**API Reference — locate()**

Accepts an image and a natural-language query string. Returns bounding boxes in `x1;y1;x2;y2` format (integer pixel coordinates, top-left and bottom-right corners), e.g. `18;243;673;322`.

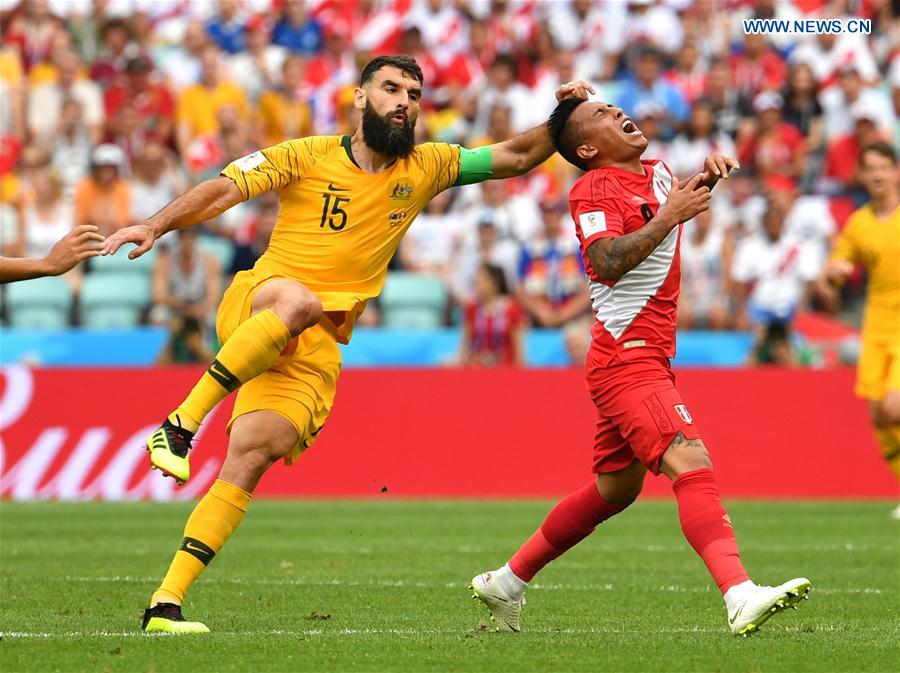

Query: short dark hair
548;98;588;171
490;53;518;78
101;18;131;38
360;55;424;87
479;263;510;297
859;141;896;166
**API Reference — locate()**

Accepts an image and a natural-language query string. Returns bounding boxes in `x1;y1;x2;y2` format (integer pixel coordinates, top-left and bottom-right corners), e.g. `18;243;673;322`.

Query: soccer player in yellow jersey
819;142;900;514
102;55;594;633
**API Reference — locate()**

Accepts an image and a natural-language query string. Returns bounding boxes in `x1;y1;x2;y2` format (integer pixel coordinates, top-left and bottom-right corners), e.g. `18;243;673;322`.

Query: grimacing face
355;66;422;130
568;101;648;165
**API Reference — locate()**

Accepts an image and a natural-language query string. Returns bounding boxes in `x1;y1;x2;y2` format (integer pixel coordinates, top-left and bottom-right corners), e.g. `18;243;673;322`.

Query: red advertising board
0;366;895;500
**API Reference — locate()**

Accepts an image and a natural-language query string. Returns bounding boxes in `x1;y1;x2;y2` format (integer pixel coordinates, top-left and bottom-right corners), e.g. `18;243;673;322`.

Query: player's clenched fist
102;222;156;259
659;174;712;224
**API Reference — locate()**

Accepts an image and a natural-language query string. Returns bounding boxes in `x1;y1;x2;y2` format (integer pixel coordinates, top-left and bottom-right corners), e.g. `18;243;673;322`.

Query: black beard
361;103;416;158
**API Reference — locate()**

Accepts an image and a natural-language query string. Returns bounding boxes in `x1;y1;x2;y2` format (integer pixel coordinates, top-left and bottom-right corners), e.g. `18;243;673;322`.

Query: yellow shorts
216;269;342;464
855;335;900;401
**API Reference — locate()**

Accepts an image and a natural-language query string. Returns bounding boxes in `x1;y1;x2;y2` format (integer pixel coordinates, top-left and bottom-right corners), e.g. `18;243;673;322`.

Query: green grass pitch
1;500;898;672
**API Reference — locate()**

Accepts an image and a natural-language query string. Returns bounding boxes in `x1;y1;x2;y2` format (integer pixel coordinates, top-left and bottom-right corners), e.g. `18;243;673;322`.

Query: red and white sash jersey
568;159;682;368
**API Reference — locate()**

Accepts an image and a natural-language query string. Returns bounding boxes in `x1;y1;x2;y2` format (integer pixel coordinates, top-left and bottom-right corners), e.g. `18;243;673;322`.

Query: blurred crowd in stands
0;0;897;366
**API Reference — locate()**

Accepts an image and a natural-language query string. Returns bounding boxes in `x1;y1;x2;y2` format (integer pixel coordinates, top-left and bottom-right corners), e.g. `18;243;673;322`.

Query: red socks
672;468;750;594
509;482;623;581
506;468;750;594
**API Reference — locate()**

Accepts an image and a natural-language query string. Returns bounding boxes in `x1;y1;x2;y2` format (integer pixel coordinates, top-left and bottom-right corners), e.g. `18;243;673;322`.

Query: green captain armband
455;146;493;186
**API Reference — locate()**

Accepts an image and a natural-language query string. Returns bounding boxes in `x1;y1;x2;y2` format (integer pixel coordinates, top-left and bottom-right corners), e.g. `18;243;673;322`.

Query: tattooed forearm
585;211;678;282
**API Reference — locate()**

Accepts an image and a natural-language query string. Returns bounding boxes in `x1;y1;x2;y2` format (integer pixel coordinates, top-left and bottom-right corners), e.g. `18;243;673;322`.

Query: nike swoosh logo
184;542;205;553
729;607;742;625
328;182;348;192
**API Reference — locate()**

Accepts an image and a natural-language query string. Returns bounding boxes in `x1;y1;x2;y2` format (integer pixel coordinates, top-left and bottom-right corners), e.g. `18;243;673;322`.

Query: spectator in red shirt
461;263;524;368
665;41;707;105
737;90;806;186
441;19;492;93
104;55;175;147
821;104;886;197
396;27;443;105
2;0;63;73
730;33;786;100
89;18;136;87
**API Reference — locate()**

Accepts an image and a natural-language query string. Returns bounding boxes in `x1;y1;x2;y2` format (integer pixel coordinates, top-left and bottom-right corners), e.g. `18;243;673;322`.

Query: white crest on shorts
674;404;693;424
234;151;266;172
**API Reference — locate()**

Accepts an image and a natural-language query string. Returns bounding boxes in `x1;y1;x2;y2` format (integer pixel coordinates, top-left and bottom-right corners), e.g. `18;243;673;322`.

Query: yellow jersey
830;203;900;344
255;91;313;148
176;82;248;137
221;135;461;343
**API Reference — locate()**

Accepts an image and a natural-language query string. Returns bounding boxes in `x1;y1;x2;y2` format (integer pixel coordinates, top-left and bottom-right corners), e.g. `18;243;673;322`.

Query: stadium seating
198;235;236;273
80;272;151;328
88;247;157;276
380;272;447;329
4;276;73;329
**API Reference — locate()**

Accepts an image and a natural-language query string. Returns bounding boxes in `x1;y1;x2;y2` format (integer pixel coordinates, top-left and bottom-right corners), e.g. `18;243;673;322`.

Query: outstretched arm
585;175;710;282
102;177;243;259
488;80;595;180
0;225;104;284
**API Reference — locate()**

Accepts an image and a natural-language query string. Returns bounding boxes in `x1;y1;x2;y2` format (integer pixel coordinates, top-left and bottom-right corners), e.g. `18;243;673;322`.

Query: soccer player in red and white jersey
471;98;811;636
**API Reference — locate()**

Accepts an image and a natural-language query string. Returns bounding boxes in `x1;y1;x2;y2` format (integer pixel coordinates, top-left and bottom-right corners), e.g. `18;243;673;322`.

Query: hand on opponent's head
555;80;595;103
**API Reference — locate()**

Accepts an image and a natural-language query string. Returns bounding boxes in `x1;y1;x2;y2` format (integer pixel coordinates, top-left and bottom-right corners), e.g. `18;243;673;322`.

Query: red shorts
586;355;701;475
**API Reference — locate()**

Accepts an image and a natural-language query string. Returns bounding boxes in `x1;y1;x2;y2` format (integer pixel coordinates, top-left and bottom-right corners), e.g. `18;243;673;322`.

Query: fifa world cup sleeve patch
233;151;267;172
455;146;493;186
579;211;607;238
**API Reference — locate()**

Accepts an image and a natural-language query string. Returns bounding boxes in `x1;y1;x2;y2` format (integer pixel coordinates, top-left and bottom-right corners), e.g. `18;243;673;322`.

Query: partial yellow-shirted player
822;142;900;487
101;55;596;633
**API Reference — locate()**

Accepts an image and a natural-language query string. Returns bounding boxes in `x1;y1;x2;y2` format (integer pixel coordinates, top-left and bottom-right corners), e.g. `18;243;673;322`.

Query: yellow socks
168;309;292;433
874;427;900;479
151;479;252;606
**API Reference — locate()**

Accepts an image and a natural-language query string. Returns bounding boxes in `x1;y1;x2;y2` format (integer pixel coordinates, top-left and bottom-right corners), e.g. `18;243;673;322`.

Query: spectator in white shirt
227;15;286;103
763;179;836;273
450;218;520;307
474;54;534;135
27;49;103;148
790;30;879;92
731;196;821;330
668;98;737;180
679;209;732;331
130;141;187;224
159;20;208;92
50;97;92;202
820;63;895;143
546;0;626;82
458;179;542;247
399;189;461;279
623;0;684;58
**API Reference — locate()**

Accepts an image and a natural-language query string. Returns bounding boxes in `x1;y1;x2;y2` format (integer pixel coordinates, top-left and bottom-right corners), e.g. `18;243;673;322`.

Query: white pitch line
58;576;886;595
